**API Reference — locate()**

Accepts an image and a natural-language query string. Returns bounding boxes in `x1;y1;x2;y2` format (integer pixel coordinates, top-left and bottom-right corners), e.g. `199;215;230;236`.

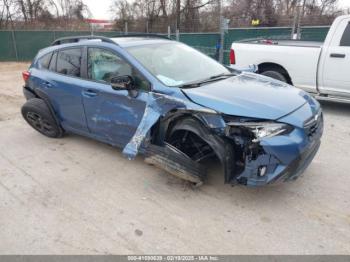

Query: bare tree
0;0;6;28
0;0;344;31
15;0;50;22
2;0;16;28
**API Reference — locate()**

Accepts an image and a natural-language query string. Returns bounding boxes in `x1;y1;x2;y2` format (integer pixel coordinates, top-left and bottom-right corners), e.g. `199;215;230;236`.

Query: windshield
126;42;230;87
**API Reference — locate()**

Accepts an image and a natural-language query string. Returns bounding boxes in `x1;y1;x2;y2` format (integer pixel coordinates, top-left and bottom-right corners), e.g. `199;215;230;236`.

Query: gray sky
85;0;350;19
339;0;350;10
84;0;113;19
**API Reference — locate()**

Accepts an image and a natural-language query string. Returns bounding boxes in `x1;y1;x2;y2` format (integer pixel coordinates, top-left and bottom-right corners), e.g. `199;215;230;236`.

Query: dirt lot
0;62;349;254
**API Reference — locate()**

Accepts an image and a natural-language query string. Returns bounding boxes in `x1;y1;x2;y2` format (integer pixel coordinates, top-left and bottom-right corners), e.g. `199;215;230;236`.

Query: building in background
86;19;114;31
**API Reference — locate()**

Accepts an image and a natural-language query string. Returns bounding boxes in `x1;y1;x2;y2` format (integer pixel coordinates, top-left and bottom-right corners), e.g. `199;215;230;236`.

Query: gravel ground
0;62;349;254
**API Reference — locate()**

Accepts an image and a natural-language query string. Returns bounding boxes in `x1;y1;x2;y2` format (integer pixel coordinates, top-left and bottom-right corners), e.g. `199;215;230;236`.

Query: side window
38;52;52;70
340;23;350;46
56;48;82;77
49;52;57;71
88;48;150;91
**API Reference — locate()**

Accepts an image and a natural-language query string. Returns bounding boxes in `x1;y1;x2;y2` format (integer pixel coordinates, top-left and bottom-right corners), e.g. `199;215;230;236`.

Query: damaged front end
121;91;234;186
121;91;323;187
223;112;323;186
223;119;292;185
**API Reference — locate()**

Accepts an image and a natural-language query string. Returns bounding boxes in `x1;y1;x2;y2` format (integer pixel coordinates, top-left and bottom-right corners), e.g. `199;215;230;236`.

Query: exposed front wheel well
166;118;218;163
258;63;293;85
165;117;236;183
167;129;217;163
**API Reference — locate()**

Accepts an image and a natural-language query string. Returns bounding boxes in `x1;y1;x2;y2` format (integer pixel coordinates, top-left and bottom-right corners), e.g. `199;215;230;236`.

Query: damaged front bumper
231;113;324;187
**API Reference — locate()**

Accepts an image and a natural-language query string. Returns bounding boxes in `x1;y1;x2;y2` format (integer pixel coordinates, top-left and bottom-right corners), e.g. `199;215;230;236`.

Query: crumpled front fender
121;91;238;185
122;92;215;159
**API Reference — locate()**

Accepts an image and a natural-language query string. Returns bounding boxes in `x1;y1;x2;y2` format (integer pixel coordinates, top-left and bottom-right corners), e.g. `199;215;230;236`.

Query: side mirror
111;75;135;91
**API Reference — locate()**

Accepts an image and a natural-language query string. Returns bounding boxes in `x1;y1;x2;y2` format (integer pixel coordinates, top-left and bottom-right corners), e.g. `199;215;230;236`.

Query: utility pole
296;0;306;39
176;0;180;31
125;21;128;35
90;24;94;36
4;0;18;60
291;7;299;39
218;0;224;64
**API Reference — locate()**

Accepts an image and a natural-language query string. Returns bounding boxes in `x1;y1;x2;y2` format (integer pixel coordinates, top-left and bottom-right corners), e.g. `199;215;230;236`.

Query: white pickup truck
230;15;350;103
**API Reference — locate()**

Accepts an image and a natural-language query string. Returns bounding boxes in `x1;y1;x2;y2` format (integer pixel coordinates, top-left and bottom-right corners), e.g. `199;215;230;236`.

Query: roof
50;35;172;48
36;35;173;58
110;37;172;47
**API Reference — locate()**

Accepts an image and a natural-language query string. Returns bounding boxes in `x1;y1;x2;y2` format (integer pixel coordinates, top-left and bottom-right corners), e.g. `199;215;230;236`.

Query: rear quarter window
340;23;350;46
37;52;52;69
56;48;82;77
49;52;57;71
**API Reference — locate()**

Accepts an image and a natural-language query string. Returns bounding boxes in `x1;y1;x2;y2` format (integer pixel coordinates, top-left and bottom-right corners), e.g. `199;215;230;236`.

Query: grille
304;111;323;140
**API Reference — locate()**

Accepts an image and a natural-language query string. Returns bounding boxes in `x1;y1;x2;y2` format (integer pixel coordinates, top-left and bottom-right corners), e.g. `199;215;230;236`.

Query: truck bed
232;40;322;92
239;39;323;48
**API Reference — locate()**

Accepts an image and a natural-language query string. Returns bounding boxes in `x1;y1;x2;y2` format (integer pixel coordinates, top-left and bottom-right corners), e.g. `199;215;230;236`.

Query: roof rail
51;35;117;46
112;33;170;40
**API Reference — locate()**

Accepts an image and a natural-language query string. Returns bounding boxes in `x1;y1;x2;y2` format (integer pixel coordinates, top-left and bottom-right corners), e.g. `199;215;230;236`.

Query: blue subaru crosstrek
21;35;323;187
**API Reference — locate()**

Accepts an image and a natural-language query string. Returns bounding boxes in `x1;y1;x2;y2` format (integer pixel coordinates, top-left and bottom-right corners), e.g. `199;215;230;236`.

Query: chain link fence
0;26;330;64
175;26;330;64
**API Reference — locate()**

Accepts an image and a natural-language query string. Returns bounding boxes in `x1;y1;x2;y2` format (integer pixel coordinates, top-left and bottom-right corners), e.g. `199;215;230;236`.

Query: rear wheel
261;70;288;83
21;98;63;138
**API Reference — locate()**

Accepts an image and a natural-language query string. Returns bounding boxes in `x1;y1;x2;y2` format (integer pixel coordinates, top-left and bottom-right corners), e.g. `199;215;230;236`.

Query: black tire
21;98;63;138
261;70;288;83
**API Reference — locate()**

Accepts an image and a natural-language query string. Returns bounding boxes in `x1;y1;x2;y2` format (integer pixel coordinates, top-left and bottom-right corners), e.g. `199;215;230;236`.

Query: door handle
43;81;52;88
83;89;98;97
330;53;346;58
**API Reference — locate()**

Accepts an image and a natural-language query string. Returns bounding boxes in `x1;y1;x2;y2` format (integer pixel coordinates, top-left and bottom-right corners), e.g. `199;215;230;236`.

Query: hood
182;72;309;120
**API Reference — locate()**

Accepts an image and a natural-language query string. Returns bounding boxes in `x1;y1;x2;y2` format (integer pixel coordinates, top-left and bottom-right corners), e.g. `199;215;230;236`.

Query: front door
81;47;151;147
321;18;350;96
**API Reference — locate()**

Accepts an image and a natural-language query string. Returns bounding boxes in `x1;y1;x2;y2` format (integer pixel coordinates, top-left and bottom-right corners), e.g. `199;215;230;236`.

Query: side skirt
144;143;206;186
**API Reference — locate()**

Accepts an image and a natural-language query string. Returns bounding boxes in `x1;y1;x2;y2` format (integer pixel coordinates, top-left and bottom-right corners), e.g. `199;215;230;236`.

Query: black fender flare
31;88;63;132
168;117;236;183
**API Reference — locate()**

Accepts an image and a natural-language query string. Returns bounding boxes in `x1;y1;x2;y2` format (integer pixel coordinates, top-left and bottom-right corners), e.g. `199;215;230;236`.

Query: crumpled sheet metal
122;92;201;160
144;143;206;185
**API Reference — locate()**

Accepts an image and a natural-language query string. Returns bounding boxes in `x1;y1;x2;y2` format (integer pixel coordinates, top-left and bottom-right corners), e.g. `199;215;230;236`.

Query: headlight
249;122;291;139
226;121;293;140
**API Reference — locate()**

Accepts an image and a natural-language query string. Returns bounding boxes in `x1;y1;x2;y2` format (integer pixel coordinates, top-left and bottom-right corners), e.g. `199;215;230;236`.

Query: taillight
22;70;30;82
230;49;236;65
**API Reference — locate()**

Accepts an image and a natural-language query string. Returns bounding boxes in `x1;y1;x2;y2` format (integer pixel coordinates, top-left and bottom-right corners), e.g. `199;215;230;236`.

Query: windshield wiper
181;73;236;89
209;73;236;79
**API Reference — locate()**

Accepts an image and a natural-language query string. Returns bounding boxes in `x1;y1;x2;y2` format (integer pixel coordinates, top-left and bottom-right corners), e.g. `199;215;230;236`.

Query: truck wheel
261;70;287;83
21;98;63;138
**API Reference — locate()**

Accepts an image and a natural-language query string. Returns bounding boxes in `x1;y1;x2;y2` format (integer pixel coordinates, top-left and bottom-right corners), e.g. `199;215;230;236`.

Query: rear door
320;19;350;96
37;47;89;132
80;47;150;147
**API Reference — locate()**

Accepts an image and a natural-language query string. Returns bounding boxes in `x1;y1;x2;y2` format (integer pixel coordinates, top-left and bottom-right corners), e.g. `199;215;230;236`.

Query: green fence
0;31;119;61
0;26;330;63
179;26;330;64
